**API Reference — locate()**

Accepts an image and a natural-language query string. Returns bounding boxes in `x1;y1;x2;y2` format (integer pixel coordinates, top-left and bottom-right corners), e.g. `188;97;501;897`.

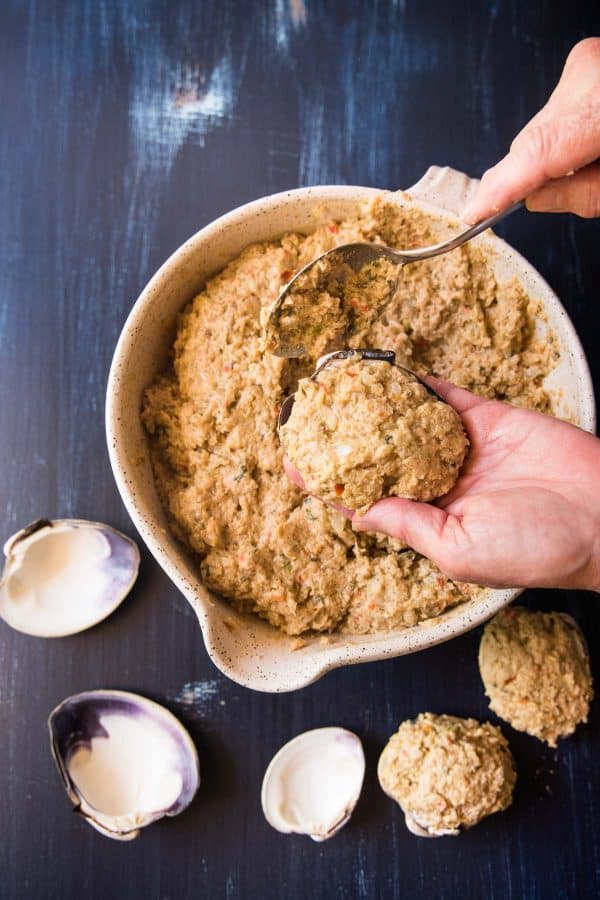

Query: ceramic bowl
106;166;595;692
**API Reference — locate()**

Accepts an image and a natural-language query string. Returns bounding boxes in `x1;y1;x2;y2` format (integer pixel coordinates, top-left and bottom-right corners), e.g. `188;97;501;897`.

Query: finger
284;457;355;516
559;37;600;98
529;39;600;114
421;375;488;414
462;106;600;224
283;457;306;489
352;496;456;565
463;39;600;224
325;500;355;518
526;162;600;218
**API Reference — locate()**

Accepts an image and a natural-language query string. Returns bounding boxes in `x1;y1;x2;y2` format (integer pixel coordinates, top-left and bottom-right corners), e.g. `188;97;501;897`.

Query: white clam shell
404;813;459;838
49;690;200;841
0;518;139;637
261;727;365;841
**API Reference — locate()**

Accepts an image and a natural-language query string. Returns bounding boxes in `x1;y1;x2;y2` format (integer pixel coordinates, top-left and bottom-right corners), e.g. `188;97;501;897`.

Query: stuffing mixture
479;607;593;746
280;355;468;514
265;251;397;357
142;197;555;636
377;712;517;835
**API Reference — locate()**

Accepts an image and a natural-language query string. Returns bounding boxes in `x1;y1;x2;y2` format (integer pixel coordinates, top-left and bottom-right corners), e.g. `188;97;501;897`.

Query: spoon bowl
267;201;523;358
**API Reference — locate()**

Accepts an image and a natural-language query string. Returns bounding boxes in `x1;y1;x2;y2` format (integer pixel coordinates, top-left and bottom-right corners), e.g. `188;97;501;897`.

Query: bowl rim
106;182;596;692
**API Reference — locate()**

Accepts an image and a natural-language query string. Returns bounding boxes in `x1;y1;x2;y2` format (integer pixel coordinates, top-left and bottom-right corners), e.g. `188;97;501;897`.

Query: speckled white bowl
106;166;595;692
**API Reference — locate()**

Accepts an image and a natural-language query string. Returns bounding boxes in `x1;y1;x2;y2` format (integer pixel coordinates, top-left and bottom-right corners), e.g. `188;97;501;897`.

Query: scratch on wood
297;11;443;186
130;56;237;172
275;0;307;49
289;0;307;27
168;680;220;717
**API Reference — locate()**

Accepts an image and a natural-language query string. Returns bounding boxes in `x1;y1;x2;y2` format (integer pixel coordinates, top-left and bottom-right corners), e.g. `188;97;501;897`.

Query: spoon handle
396;200;524;263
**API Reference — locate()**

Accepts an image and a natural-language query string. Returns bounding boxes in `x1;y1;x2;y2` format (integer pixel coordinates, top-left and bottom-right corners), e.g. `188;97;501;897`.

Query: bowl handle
406;165;480;219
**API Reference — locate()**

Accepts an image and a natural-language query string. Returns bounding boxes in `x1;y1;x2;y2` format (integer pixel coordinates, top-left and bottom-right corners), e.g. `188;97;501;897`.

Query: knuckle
512;122;557;164
568;37;600;65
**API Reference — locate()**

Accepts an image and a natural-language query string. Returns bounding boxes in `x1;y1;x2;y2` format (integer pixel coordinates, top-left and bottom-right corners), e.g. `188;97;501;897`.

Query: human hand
462;37;600;223
284;379;600;592
350;378;600;591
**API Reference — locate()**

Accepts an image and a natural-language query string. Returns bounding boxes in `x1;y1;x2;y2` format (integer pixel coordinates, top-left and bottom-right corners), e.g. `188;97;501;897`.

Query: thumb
283;456;306;489
353;496;457;567
462;108;600;224
526;161;600;218
462;38;600;224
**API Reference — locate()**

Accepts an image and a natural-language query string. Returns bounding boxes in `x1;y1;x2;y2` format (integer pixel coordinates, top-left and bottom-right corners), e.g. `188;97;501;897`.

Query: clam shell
0;518;139;637
49;690;200;840
404;813;458;838
261;727;365;841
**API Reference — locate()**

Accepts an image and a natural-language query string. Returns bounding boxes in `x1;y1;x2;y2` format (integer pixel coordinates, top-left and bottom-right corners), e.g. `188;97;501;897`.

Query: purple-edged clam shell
49;690;200;840
0;518;139;637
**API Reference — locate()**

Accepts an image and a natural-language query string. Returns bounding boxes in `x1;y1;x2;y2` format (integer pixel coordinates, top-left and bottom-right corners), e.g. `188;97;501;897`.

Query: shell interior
0;519;139;637
261;727;365;841
49;690;200;840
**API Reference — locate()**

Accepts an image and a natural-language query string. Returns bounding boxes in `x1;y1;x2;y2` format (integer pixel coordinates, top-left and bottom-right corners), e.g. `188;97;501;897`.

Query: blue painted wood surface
1;2;599;898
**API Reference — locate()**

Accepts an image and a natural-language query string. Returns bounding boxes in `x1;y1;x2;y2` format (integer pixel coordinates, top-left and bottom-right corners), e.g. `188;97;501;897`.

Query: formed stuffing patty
479;607;593;746
377;712;516;836
280;355;468;514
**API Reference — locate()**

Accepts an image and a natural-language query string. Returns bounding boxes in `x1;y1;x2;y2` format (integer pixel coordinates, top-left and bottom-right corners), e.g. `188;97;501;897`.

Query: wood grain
1;1;599;898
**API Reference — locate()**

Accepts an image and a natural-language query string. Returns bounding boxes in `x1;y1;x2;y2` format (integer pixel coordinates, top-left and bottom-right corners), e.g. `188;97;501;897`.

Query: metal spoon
277;348;441;430
267;201;523;358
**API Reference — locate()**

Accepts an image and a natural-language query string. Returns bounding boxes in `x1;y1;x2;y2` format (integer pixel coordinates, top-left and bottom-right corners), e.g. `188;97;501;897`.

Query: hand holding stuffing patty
279;358;468;515
351;378;600;592
285;378;600;592
462;37;600;223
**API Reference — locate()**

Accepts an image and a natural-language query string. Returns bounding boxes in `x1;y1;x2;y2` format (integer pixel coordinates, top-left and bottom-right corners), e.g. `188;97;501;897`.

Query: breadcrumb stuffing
479;607;593;746
142;198;556;636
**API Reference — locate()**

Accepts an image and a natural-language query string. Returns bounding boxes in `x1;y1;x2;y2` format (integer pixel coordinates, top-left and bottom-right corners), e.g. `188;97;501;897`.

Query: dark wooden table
1;2;599;898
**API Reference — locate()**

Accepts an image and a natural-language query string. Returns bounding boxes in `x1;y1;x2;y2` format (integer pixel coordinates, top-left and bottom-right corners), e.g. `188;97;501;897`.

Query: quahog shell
377;713;516;838
261;727;365;841
0;518;139;637
404;814;458;838
49;690;200;840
